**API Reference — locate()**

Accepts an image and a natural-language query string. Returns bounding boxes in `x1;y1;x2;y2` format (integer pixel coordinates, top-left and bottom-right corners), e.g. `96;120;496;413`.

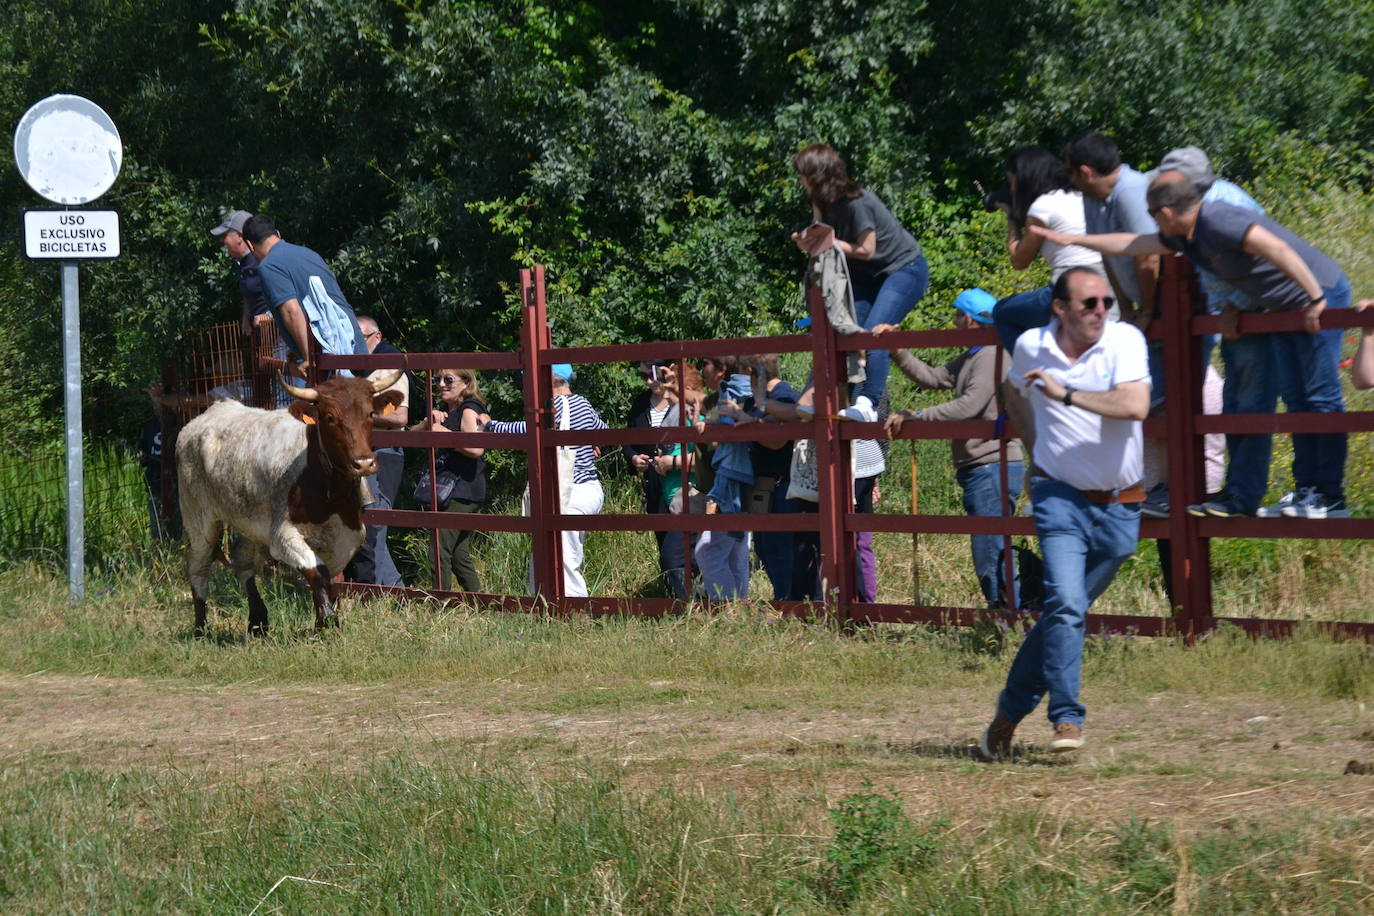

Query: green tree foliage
1;0;1372;447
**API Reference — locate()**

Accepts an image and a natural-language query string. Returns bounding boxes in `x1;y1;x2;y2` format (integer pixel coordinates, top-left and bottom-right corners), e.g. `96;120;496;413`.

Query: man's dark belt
1076;481;1146;505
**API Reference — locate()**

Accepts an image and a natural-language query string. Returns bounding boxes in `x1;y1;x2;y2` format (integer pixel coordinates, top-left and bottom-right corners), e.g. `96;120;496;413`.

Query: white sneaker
1283;491;1349;519
1257;488;1308;518
838;395;877;423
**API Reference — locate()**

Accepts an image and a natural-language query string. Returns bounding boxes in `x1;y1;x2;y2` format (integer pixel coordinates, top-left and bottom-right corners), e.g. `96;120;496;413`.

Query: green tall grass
0;441;153;573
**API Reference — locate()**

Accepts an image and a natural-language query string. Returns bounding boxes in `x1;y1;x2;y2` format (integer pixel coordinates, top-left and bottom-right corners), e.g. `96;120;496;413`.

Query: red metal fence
314;260;1374;637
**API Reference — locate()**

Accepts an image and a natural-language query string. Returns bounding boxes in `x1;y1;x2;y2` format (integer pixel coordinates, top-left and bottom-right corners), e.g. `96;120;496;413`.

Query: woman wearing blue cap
877;290;1026;608
485;363;608;596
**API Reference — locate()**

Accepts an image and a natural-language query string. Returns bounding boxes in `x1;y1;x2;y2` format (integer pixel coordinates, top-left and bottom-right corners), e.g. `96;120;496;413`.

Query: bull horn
276;373;319;402
370;368;405;393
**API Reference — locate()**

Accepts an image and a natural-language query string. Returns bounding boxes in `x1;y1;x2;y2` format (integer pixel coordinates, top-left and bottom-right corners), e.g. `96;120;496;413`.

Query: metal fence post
808;279;853;624
520;269;557;606
1160;256;1213;637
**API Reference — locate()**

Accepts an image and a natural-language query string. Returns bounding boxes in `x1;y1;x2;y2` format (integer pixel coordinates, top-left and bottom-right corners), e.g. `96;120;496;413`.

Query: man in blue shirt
241;214;367;378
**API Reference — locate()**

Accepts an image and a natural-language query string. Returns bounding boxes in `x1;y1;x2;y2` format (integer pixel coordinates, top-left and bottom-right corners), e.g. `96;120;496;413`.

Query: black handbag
413;468;459;508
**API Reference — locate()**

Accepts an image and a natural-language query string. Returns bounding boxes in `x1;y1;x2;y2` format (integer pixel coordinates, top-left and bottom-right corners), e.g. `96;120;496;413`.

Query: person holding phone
792;143;929;422
624;360;687;597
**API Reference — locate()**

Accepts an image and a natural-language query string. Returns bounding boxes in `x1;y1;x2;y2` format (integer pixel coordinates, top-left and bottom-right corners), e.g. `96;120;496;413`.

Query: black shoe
1186;492;1252;519
1139;484;1169;519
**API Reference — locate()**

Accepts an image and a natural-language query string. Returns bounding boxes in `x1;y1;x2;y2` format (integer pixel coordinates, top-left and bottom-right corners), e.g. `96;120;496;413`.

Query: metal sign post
61;263;83;598
14;94;123;601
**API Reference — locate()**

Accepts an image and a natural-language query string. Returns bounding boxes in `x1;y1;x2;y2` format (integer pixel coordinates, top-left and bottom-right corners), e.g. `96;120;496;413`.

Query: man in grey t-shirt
1032;171;1352;520
1064;132;1159;327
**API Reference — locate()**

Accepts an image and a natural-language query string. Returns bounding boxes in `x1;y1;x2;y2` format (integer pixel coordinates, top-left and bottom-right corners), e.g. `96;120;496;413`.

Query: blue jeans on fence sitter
852;255;929;404
992;285;1054;353
1219;276;1350;511
1273;276;1350;499
956;460;1025;608
1218;331;1278;513
754;483;801;602
997;477;1140;729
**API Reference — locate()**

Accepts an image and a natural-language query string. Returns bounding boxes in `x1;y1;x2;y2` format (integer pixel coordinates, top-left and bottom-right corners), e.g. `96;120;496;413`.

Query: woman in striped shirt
485;363;608;597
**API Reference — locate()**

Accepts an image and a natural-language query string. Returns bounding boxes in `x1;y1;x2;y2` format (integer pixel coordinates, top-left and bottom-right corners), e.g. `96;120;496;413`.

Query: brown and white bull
176;371;405;636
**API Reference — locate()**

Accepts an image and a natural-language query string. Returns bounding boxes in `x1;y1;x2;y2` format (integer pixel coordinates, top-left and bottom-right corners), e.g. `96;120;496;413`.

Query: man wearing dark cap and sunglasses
210;209;272;336
980;266;1150;760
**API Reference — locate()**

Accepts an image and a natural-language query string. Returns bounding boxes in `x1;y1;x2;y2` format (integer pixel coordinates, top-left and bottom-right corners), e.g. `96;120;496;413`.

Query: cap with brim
1144;146;1215;191
211;209;253;237
551;363;575;380
954;288;997;324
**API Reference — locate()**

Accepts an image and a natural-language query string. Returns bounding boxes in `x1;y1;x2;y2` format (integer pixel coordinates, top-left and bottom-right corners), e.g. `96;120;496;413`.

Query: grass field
2;558;1374;913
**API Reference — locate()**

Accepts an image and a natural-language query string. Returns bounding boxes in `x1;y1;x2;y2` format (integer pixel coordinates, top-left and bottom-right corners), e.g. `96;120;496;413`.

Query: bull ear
288;400;319;426
373;390;404;416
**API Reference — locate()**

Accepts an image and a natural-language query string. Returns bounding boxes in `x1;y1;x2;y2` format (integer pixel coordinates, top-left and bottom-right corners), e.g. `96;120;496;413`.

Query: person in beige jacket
879;288;1024;607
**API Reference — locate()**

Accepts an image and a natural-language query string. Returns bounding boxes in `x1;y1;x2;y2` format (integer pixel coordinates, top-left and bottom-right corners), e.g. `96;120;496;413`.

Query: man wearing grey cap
210;209;272;336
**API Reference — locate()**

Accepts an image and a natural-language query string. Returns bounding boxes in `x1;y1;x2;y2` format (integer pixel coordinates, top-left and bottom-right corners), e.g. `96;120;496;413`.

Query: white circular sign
13;94;122;205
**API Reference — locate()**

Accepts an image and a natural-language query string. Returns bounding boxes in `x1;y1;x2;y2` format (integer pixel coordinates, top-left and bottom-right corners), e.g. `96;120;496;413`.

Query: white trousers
529;480;604;598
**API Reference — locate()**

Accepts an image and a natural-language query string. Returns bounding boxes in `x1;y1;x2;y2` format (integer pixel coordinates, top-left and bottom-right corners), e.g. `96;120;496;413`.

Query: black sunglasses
438;374;462;385
1076;296;1115;312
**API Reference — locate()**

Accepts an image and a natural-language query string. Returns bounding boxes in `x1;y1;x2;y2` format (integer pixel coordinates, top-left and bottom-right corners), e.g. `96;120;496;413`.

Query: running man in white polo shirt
980;266;1151;759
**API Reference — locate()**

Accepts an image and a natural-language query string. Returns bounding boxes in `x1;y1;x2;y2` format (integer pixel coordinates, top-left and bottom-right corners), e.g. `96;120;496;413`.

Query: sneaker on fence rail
1139;483;1170;519
1186;491;1252;519
838;395;877;423
1257;487;1309;518
1049;720;1085;753
1282;491;1349;519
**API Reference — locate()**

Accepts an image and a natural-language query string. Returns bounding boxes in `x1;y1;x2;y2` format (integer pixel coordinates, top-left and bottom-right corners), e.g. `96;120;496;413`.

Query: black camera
981;186;1012;213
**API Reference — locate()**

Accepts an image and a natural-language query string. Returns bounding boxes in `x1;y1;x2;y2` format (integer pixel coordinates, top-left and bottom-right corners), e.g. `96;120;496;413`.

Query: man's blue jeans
852;255;929;403
1221;276;1350;510
956;460;1025;607
1219;331;1278;512
997;477;1140;728
1274;276;1350;499
992;285;1053;352
347;447;404;586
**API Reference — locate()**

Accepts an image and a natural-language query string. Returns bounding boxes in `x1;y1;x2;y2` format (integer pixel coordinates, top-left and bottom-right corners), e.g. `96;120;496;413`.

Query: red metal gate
321;260;1374;637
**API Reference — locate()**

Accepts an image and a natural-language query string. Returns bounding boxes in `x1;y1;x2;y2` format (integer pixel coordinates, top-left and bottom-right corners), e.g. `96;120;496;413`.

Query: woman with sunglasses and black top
414;368;489;591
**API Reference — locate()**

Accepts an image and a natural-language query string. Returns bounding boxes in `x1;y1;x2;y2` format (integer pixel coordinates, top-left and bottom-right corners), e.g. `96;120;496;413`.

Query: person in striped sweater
485;364;608;597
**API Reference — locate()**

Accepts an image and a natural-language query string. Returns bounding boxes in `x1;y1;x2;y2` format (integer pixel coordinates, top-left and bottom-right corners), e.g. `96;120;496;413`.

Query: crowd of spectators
177;127;1369;595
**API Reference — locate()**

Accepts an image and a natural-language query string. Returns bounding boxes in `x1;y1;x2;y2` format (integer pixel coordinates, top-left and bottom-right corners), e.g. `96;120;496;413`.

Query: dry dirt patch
2;673;1373;829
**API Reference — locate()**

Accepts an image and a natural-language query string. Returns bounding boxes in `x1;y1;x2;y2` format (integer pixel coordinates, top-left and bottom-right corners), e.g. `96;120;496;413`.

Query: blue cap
551;363;574;381
953;288;996;324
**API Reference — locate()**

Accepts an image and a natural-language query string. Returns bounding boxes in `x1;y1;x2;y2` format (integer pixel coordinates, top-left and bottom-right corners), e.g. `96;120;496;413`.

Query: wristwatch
1062;386;1076;407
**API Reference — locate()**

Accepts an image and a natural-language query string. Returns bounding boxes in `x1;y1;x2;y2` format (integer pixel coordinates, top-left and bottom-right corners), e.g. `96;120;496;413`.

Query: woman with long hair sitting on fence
414;368;489;592
791;143;929;423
